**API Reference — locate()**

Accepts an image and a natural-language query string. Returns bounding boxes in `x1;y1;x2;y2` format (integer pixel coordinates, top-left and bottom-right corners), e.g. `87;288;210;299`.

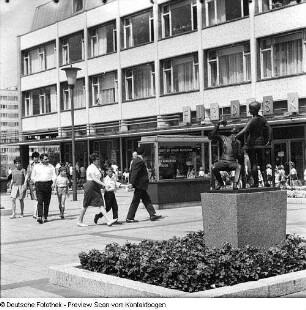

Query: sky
0;0;50;89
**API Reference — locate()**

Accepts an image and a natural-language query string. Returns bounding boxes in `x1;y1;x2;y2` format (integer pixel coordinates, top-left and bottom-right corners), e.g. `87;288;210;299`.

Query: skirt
83;181;104;208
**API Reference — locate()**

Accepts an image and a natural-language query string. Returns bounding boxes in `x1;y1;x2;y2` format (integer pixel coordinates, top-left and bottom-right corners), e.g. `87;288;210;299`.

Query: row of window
0;104;19;110
1;122;19;126
0;113;19;118
22;0;303;75
0;96;18;101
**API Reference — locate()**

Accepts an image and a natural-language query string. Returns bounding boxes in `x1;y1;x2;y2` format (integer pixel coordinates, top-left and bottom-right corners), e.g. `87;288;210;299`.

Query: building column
20;145;29;169
249;0;257;99
56;24;62;137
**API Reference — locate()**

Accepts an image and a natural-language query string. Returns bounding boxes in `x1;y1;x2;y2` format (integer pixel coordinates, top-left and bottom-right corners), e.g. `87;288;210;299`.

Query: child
94;168;118;224
55;167;70;219
10;158;27;219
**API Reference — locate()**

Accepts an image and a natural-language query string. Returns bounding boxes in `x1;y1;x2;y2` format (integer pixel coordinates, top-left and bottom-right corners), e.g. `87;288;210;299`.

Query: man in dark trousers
235;101;272;187
208;120;242;190
126;146;162;222
31;153;56;224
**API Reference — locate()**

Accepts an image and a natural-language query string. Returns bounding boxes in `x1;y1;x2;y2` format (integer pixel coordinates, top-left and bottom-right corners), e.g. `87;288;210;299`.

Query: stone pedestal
201;189;287;249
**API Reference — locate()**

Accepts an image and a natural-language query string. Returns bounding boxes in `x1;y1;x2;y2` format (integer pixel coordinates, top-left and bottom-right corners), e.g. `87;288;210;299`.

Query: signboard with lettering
263;96;273;115
196;104;205;122
287;92;299;114
246;98;255;117
210;102;219;121
183;106;191;123
231;100;240;118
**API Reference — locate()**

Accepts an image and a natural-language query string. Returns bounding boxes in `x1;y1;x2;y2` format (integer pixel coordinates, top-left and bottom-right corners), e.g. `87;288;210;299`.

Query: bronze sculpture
235;101;272;188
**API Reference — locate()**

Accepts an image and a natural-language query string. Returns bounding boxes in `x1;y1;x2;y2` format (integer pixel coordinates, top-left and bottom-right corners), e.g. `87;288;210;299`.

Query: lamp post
61;66;81;201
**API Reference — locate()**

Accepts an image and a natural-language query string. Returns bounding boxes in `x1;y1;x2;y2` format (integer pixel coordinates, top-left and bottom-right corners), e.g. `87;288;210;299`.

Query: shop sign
183;106;191;123
231;100;240;118
196;104;205;122
210;102;219;120
263;96;273;115
246;98;255;117
287;92;299;114
159;147;195;153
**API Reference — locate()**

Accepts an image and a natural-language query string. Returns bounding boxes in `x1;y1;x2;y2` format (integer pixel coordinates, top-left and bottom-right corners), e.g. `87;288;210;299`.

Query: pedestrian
55;167;70;219
31;153;56;224
289;162;298;186
94;168;119;224
26;152;40;218
10;157;27;219
80;165;86;186
126;146;162;222
77;153;118;227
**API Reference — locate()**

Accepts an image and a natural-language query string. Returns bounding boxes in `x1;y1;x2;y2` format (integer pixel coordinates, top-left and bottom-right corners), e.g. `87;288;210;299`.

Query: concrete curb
287;198;306;205
49;263;306;298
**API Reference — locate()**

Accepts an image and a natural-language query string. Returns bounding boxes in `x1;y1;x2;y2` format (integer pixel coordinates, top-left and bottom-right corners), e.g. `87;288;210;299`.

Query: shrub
79;232;306;293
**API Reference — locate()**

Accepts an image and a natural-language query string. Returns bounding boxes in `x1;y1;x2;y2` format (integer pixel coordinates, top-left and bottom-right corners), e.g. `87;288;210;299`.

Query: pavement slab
1;188;306;298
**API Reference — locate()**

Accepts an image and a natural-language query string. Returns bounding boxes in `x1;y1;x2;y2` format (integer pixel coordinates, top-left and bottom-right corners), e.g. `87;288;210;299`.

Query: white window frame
151;64;155;96
23;52;30;75
191;0;198;31
113;27;117;52
149;12;154;42
193;54;199;89
62;40;69;65
208;50;218;86
125;69;134;100
92;77;100;106
39;92;46;114
24;92;32;116
90;29;98;57
163;60;173;94
260;38;272;79
39;47;45;71
243;45;251;81
124;17;133;48
162;5;171;38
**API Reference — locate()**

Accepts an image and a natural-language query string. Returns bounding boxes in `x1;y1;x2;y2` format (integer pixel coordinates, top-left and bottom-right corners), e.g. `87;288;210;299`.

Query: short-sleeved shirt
56;175;69;188
86;164;101;181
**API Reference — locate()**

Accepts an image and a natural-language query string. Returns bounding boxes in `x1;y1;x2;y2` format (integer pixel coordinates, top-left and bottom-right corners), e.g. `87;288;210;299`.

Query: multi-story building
17;0;306;180
0;88;19;176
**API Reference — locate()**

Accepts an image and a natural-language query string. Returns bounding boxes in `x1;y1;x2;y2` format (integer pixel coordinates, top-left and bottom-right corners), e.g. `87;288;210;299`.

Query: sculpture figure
208;120;241;190
235;101;272;187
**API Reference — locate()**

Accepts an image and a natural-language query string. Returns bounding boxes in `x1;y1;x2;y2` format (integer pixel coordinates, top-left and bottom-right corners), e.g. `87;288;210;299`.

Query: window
255;0;292;13
22;86;56;116
89;21;117;57
161;0;197;38
60;79;85;110
123;64;155;101
90;72;118;106
259;32;305;79
207;44;251;87
203;0;249;27
122;10;153;49
73;0;83;12
162;54;199;94
23;52;30;75
60;33;84;65
22;42;56;75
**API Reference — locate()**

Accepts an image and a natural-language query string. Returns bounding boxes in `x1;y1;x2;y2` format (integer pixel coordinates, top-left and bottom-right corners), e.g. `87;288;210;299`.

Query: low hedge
79;232;306;293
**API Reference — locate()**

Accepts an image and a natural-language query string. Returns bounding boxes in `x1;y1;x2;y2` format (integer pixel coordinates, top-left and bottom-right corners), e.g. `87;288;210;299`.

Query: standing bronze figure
235;101;272;188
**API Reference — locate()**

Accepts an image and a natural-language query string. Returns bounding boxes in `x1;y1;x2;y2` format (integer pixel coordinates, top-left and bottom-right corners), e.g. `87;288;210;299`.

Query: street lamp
61;65;81;201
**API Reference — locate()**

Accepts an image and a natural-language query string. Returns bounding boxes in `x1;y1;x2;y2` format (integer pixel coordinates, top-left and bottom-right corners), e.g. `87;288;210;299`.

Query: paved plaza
0;188;305;298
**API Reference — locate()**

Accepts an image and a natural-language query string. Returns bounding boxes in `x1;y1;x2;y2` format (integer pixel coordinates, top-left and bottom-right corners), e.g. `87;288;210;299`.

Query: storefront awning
139;135;210;145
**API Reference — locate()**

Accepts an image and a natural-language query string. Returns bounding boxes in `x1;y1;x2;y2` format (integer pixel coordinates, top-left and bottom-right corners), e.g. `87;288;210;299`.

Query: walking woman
77;153;118;227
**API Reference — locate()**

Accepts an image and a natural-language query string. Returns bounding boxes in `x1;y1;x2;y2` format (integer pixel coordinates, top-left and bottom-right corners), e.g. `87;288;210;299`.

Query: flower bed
79;232;306;293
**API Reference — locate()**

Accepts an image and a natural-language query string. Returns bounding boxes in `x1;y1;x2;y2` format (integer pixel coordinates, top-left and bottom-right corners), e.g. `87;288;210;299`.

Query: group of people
8;146;162;226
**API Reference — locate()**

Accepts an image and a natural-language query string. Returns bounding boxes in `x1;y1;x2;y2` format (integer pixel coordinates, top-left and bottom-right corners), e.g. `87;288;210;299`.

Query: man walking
126;146;162;222
31;153;56;224
26;152;40;218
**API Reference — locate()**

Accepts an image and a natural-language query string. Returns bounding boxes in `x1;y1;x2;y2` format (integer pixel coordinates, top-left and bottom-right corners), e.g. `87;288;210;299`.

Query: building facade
0;88;19;176
18;0;306;179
